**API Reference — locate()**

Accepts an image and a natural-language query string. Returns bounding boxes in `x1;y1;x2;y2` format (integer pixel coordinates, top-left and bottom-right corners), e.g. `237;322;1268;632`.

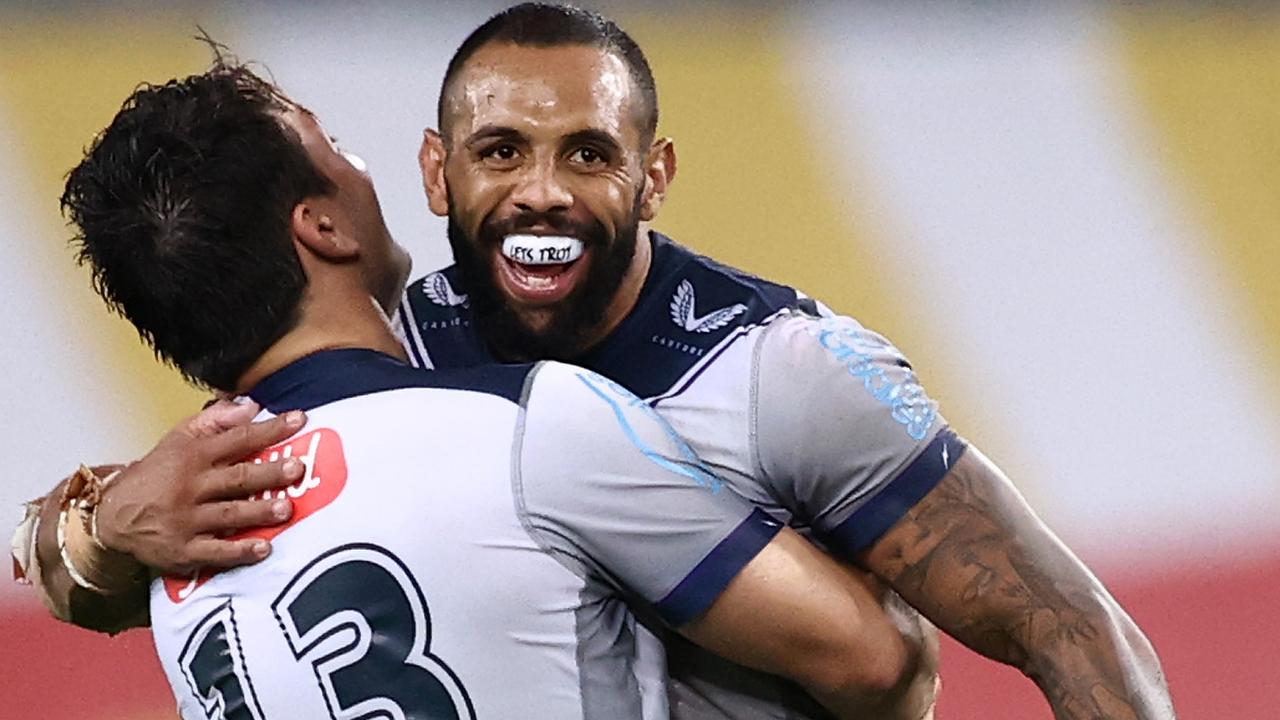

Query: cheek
570;175;639;233
447;171;508;231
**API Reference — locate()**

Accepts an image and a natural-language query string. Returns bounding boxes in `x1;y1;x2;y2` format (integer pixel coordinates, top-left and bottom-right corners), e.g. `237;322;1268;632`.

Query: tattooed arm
754;313;1171;717
859;446;1174;720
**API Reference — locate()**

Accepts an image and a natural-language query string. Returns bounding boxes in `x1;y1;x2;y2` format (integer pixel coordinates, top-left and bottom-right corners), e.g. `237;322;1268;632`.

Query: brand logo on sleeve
163;428;348;603
669;279;746;334
422;271;469;308
809;317;938;440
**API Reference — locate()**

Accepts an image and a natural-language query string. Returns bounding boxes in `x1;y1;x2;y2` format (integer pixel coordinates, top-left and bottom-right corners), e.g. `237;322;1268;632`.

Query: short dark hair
439;2;659;142
61;62;334;391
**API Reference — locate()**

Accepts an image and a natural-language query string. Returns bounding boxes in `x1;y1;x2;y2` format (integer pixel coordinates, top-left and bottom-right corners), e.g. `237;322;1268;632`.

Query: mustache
479;211;604;244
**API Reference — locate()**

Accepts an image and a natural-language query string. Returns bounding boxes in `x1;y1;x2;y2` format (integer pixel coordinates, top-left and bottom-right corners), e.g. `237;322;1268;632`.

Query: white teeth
507;261;559;290
502;235;584;265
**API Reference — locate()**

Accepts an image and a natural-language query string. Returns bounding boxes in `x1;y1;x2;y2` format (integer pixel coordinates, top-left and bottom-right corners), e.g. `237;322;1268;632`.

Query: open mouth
495;235;589;305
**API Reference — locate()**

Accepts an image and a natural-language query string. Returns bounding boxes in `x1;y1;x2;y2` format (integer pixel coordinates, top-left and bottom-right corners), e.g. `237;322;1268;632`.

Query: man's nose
510;160;573;214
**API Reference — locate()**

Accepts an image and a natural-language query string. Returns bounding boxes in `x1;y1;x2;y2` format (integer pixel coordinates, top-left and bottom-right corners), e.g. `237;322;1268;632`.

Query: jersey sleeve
516;362;782;628
752;312;968;558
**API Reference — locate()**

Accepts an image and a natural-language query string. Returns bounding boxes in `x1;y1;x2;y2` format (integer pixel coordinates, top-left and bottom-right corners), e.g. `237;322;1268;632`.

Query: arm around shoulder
678;527;940;720
523;362;937;719
754;313;1172;717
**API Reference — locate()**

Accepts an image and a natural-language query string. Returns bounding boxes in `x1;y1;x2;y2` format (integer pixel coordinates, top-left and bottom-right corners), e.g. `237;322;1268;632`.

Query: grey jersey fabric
658;311;962;720
753;312;961;555
518;362;784;627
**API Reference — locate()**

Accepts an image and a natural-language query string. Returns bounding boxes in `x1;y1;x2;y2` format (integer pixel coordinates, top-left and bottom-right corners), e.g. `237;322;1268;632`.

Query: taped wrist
57;466;144;594
11;498;43;586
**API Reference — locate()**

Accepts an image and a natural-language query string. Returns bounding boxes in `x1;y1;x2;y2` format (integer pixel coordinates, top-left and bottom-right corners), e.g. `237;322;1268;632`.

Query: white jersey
401;232;966;720
149;348;781;720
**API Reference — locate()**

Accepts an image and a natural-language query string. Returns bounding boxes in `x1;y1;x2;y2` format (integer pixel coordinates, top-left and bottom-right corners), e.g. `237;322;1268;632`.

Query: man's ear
291;200;358;260
420;129;450;217
640;137;677;222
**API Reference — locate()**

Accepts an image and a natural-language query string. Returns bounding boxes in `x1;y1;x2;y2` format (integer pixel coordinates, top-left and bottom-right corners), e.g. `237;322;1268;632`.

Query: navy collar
247;348;415;414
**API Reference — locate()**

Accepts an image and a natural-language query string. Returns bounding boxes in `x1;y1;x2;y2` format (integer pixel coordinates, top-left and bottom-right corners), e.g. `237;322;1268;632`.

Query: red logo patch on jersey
163;428;348;603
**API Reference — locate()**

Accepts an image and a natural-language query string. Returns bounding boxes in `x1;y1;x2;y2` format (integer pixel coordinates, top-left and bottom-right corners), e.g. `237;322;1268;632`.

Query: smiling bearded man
407;6;1173;720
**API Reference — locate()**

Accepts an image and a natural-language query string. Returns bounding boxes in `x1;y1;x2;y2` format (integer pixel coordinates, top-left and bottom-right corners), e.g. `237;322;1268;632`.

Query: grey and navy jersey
400;232;967;720
148;349;780;720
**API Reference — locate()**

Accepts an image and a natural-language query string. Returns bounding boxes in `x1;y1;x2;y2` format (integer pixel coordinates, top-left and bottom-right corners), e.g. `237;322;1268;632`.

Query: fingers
192;497;293;534
204;410;306;462
198;456;306;502
183;536;274;570
187;399;261;437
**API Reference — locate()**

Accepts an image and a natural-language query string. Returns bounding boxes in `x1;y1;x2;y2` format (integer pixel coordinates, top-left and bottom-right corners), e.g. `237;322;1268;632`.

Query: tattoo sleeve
860;445;1176;720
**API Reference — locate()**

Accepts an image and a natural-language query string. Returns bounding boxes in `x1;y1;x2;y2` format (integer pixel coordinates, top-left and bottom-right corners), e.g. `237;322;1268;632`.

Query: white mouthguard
501;235;584;266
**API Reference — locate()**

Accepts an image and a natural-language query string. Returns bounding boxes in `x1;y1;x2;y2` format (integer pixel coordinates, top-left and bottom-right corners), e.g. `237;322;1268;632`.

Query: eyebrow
463;125;525;149
562;129;624;155
461;125;628;155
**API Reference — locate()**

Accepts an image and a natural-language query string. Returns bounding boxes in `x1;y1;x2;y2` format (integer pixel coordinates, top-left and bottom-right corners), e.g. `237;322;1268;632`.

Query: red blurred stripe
1;595;172;720
3;550;1275;718
937;550;1280;718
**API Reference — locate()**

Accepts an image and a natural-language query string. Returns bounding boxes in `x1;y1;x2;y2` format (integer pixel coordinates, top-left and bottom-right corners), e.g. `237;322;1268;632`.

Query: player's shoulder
759;310;912;369
522;361;638;418
249;347;533;414
523;361;696;462
651;232;803;329
756;311;940;442
397;265;491;369
578;233;810;398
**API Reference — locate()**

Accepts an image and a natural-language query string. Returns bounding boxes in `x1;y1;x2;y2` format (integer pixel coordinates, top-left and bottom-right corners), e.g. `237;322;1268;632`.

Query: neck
575;224;654;354
236;289;408;393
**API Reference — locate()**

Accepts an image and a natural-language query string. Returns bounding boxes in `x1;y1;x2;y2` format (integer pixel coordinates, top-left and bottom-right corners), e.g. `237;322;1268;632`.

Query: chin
512;308;558;336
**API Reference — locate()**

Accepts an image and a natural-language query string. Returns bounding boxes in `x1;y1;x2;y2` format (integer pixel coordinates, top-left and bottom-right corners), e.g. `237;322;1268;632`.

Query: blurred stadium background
2;1;1277;717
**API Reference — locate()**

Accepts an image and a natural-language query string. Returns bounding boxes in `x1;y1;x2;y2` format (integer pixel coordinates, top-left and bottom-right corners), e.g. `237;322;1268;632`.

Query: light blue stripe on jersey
575;371;722;492
575;369;784;626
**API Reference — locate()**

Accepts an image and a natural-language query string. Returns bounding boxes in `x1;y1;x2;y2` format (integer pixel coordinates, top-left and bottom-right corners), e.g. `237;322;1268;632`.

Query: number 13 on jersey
178;544;476;720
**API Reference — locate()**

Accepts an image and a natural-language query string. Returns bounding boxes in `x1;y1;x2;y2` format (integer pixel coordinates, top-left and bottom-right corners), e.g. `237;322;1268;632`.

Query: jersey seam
648;307;792;407
508;363;599;589
398;295;433;370
747;315;786;495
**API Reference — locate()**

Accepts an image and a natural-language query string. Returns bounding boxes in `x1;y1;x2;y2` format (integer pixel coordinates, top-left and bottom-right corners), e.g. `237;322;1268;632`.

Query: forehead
275;108;340;174
448;43;638;140
277;107;340;164
278;107;322;143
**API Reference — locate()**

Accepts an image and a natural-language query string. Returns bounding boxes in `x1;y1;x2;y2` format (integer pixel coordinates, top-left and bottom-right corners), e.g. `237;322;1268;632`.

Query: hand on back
95;401;307;575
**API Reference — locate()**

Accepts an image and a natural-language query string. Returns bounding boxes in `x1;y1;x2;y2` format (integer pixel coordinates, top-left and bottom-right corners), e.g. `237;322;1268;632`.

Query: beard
447;194;642;362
